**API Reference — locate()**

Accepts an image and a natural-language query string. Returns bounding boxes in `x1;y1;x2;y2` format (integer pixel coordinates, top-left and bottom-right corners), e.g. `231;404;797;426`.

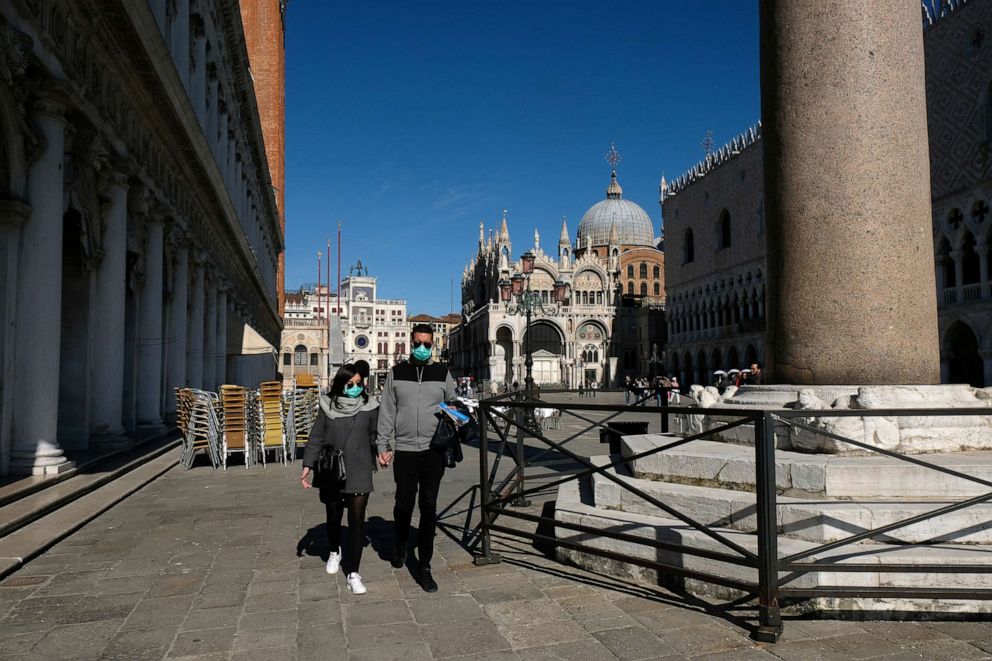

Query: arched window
310;352;319;366
627;264;634;278
294;344;307;366
639;262;648;279
683;229;695;264
627;281;634;295
717;209;731;249
640;282;648;296
653;265;660;278
654;282;660;296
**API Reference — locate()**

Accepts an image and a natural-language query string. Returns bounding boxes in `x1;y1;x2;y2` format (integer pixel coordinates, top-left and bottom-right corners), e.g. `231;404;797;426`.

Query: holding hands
300;466;313;489
377;451;393;468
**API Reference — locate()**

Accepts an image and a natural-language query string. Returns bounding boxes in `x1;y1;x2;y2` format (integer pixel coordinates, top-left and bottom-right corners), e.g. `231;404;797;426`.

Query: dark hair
329;363;368;402
353;359;370;379
411;323;434;337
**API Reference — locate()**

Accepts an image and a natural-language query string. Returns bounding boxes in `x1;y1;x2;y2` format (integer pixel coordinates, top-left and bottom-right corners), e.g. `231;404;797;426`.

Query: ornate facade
0;0;283;474
450;166;666;388
663;0;989;387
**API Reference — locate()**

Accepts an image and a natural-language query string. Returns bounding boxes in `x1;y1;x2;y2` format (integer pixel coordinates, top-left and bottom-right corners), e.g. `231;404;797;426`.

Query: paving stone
922;621;992;642
61;591;142;624
421;617;511;657
182;606;244;630
167;626;237;657
89;574;158;596
240;607;299;629
483;597;570;628
232;647;298;661
297;599;342;626
122;595;195;630
501;619;591;648
592;626;667;660
147;572;206;598
342;622;422;651
28;619;121;660
191;590;246;610
232;624;298;652
100;626;180;661
346;642;434;661
471;580;547;605
342;598;412;627
0;629;46;656
408;594;484;624
244;591;296;612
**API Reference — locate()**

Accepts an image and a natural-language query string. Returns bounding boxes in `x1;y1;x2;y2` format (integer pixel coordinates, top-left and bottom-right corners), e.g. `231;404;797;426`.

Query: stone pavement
0;395;991;660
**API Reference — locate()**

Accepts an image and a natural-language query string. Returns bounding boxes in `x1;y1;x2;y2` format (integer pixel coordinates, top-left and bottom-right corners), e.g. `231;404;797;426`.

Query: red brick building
240;1;288;314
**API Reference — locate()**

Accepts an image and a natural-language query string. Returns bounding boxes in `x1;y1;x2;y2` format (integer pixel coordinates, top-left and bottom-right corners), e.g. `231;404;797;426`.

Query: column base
90;429;133;451
136;418;166;435
8;455;75;476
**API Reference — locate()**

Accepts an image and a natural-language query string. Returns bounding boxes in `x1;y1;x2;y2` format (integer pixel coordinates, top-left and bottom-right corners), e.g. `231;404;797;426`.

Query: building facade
280;286;341;390
0;0;283;475
662;0;991;388
450;166;666;389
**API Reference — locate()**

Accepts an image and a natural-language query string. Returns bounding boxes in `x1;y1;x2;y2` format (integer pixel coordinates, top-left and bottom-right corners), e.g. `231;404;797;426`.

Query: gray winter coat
376;361;455;453
304;407;379;494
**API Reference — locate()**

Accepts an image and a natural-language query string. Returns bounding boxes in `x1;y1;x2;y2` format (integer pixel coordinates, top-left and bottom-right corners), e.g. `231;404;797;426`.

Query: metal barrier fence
465;389;992;642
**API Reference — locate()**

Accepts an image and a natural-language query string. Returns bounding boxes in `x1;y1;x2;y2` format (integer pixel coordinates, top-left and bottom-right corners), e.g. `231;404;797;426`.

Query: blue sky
284;0;760;315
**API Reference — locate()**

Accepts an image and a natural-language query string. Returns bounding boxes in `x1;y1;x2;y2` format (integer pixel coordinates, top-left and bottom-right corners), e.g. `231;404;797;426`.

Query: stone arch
726;345;740;370
682;228;695;264
682;351;693;386
717;208;731;249
942;320;983;386
711;347;722;372
695;349;708;385
744;344;758;368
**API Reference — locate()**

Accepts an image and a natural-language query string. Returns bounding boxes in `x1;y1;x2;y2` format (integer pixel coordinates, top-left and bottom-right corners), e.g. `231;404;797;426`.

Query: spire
609;219;619;245
478;220;485;247
499;208;509;241
607;170;623;200
559;215;570;245
534;227;541;250
659;173;668;202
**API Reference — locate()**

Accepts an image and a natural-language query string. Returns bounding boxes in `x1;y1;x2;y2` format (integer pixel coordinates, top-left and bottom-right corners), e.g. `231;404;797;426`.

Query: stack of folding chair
245;386;262;460
180;389;221;469
219;385;251;469
257;381;286;466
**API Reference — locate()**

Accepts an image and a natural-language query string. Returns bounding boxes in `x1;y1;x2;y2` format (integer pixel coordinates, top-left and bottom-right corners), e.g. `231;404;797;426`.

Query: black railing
464;390;992;642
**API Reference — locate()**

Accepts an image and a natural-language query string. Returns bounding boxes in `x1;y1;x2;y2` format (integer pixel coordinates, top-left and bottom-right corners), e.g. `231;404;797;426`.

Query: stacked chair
176;388;221;469
257;380;286;466
219;385;251;469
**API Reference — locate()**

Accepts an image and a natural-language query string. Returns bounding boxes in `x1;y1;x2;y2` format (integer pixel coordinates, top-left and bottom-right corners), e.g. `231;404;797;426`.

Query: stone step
621;434;992;499
589;455;992;544
554;477;992;614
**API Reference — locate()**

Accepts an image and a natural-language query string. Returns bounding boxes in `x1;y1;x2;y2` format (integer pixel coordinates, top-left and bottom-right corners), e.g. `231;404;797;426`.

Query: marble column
978;246;990;299
165;241;189;420
136;216;165;429
170;0;190;89
215;288;227;387
186;260;205;389
0;201;31;476
11;98;71;474
90;172;130;442
760;0;939;384
203;278;218;392
951;250;964;302
983;352;992;388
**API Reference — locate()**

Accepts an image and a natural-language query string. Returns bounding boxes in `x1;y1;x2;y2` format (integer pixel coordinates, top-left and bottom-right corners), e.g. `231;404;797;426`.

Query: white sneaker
325;550;341;575
346;572;367;595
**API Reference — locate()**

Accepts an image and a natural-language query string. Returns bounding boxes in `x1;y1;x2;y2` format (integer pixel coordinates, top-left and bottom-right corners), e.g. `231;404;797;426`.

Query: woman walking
301;364;379;595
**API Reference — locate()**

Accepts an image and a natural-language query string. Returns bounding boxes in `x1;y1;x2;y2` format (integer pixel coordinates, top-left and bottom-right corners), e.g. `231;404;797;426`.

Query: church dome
577;170;655;247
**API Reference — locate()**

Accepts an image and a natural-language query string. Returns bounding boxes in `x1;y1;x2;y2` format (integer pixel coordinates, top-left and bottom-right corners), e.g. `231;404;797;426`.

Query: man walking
377;323;455;592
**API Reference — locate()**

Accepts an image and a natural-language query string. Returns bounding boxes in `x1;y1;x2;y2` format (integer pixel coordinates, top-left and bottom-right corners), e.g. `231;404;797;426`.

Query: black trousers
392;448;445;569
324;492;369;575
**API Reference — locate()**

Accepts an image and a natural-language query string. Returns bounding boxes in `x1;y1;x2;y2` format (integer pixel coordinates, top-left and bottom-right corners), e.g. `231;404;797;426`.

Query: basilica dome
576;171;655;247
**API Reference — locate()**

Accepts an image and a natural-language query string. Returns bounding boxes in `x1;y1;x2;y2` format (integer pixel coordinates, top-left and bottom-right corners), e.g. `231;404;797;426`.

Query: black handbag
316;417;356;488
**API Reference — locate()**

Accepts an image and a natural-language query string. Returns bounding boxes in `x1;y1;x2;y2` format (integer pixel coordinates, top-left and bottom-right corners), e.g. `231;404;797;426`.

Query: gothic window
683;229;695;264
972;200;989;224
627;264;634;278
627;281;634;295
294;345;307;366
653;265;660;278
717;209;731;249
639;262;648;279
640;282;648;296
948;208;964;230
596;291;602;305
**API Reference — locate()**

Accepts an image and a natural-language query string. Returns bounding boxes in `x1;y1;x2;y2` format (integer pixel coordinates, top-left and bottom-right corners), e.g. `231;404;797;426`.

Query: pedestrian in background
300;364;379;595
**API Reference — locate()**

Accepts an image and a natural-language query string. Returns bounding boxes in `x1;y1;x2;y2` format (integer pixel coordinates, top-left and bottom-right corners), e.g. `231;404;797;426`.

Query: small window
640;282;647;296
294;345;307;366
627;281;634;295
639;263;648;279
683;229;695;264
717;210;731;249
653;265;660;278
283;353;291;366
310;353;318;366
626;264;634;278
654;282;660;296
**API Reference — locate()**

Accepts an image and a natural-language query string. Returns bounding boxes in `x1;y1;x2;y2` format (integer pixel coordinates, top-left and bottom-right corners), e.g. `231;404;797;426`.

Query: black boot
419;567;438;593
391;544;406;569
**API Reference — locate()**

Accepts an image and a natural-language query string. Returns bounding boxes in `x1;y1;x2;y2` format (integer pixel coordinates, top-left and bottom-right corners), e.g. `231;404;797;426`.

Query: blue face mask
344;384;363;398
411;345;432;362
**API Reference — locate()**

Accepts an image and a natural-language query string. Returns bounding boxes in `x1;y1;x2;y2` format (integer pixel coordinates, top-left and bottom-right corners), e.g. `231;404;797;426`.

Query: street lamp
501;251;567;508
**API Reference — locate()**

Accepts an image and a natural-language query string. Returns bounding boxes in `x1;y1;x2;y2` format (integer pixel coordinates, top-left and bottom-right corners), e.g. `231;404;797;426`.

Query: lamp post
498;252;567;507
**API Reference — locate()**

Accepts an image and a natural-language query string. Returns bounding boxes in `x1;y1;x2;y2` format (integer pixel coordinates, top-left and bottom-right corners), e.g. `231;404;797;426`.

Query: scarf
320;393;379;419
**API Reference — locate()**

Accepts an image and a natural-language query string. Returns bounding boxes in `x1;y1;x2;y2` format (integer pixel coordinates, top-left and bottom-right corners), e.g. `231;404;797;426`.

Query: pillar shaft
11;100;70;473
216;290;227;387
760;0;939;384
90;173;129;438
171;0;190;89
203;280;217;392
165;244;189;418
137;217;165;427
187;262;205;389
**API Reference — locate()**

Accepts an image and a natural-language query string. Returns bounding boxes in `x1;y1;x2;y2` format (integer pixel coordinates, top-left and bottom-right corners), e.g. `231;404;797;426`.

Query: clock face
355;335;369;349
